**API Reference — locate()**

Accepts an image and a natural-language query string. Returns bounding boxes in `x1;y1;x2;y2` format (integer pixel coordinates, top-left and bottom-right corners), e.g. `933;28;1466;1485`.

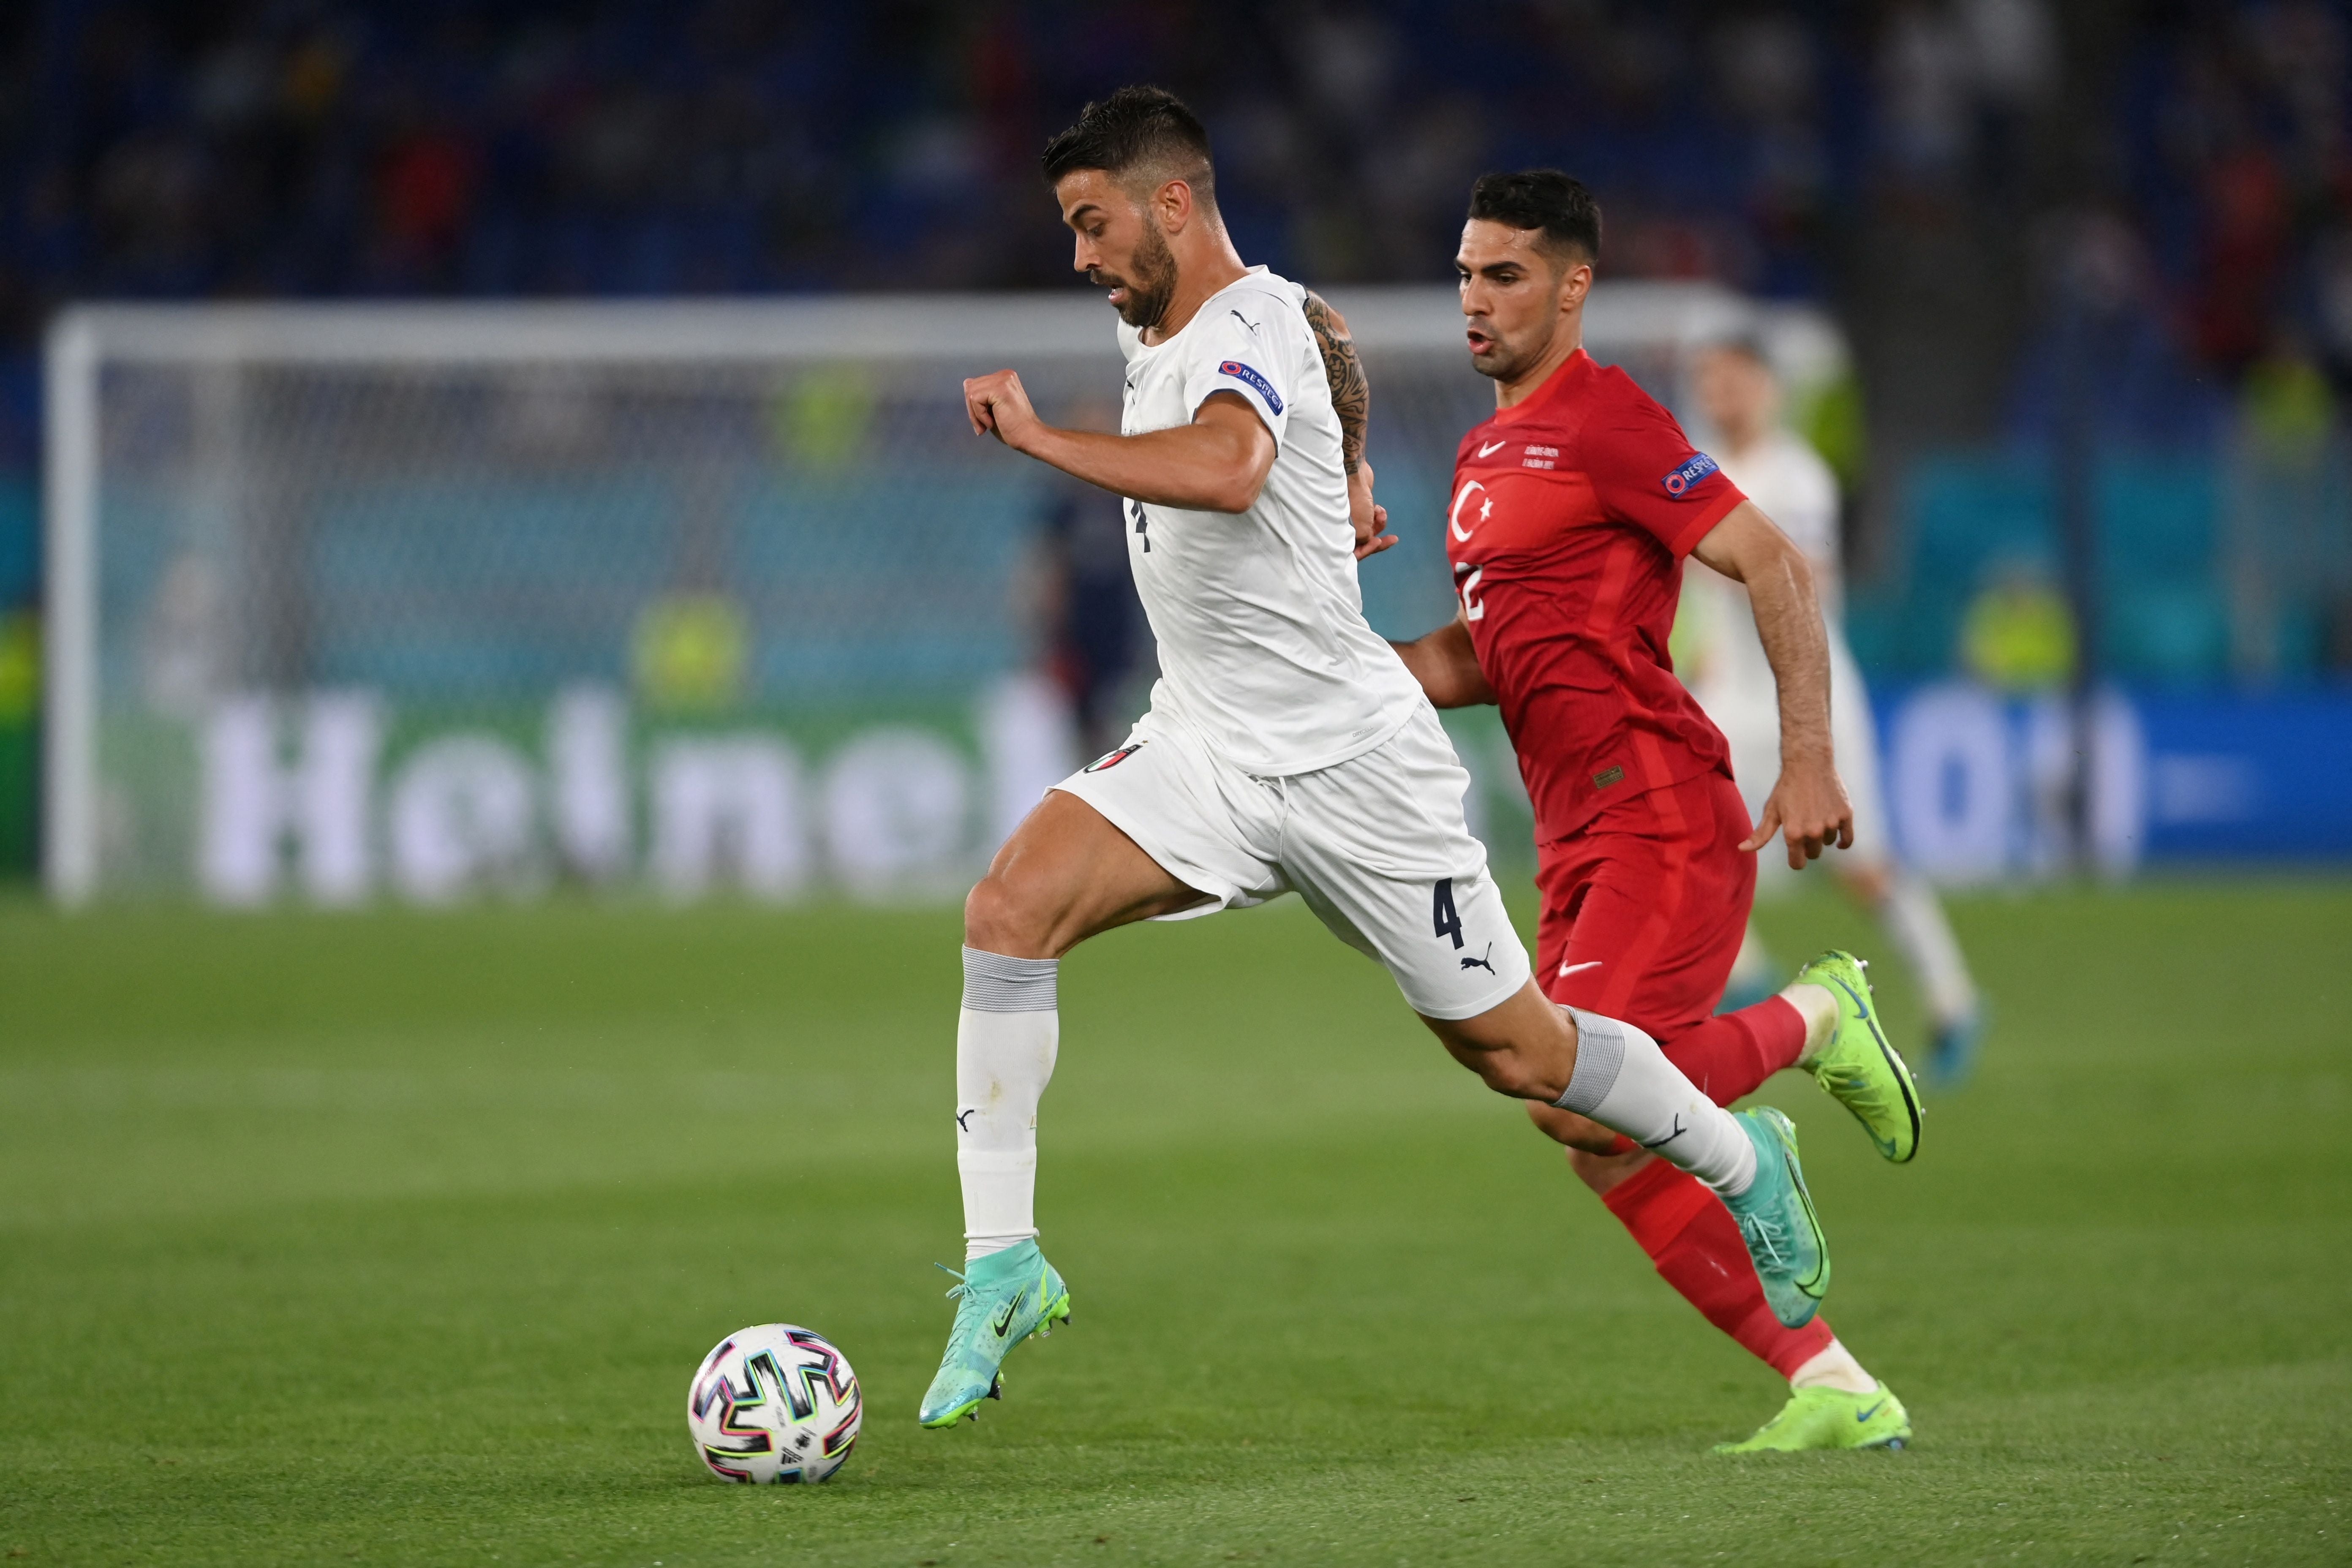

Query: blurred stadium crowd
2;4;2348;407
0;2;2349;879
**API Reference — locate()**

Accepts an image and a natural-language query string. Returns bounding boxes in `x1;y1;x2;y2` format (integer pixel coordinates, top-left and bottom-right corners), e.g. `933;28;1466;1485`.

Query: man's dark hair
1041;85;1217;209
1466;169;1601;266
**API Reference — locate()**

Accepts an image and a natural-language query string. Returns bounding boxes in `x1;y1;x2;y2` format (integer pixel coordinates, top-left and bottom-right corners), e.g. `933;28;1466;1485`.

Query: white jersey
1729;430;1840;569
1115;267;1423;776
1684;429;1843;704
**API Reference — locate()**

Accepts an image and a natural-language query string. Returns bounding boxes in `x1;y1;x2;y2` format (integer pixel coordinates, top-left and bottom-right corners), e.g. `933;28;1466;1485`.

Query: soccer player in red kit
1390;171;1925;1453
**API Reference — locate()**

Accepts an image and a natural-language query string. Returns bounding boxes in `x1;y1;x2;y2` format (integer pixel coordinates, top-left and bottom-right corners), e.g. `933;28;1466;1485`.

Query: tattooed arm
1302;290;1369;475
1302;290;1398;559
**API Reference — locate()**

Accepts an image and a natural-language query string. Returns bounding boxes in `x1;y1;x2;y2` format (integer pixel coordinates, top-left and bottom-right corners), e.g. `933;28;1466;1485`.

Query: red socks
1600;997;1822;1376
1661;996;1808;1105
1567;996;1825;1378
1587;997;1808;1157
1600;1152;1834;1380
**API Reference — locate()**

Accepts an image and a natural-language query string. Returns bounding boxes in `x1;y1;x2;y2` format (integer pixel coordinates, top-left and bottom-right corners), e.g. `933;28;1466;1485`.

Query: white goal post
44;282;1842;906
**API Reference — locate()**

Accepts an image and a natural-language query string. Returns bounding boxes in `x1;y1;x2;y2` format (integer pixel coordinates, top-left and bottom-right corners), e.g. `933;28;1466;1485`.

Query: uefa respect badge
1216;361;1283;415
1662;452;1720;496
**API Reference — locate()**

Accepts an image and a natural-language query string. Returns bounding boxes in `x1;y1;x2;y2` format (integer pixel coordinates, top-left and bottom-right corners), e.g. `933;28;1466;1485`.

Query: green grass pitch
1;879;2348;1565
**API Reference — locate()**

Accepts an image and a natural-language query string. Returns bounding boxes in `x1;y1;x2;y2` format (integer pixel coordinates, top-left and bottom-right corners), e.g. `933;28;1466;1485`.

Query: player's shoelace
931;1263;988;1365
1737;1209;1795;1269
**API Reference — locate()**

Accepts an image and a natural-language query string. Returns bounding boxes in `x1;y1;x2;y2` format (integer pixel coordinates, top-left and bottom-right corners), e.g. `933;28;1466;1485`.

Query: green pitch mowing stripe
0;882;2347;1566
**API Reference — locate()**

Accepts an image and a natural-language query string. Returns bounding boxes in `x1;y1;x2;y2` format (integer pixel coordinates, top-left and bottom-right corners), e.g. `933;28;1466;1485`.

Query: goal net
45;283;1834;906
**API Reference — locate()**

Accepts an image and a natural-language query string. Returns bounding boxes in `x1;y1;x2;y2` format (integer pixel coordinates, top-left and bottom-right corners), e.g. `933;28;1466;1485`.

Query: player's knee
1465;1048;1549;1102
961;874;1052;958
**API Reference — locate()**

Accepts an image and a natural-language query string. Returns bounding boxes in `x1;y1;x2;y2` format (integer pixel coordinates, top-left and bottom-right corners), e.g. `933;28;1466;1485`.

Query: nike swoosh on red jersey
1477;439;1508;457
1557;959;1601;977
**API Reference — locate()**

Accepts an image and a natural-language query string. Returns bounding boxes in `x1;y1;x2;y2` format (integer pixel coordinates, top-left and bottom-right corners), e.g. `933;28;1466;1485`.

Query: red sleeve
1579;378;1746;557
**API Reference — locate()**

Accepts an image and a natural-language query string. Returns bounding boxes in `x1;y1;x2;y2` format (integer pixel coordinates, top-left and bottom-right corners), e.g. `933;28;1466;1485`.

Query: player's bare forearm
1693;503;1831;758
1023;416;1272;513
1390;615;1495;708
966;370;1276;513
1693;501;1851;865
1302;291;1368;477
1748;555;1834;766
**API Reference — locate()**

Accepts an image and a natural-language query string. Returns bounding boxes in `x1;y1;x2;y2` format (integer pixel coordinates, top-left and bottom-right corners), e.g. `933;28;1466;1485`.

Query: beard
1100;218;1179;331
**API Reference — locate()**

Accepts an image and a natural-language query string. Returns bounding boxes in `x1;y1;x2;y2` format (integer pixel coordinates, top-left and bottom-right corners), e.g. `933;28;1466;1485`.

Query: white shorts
1051;702;1531;1021
1699;624;1894;883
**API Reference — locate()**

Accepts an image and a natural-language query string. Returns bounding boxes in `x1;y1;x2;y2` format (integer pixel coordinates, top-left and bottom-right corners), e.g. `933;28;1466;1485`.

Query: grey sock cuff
1554;1007;1626;1116
961;947;1059;1013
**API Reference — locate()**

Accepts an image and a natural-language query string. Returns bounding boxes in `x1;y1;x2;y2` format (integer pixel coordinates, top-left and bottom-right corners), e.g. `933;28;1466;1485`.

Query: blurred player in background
1682;341;1984;1085
932;89;1835;1435
1390;171;1922;1453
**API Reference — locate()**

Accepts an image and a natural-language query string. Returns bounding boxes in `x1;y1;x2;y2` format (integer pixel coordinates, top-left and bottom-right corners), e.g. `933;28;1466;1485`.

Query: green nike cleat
1713;1382;1912;1453
1719;1107;1830;1328
1797;950;1923;1164
917;1239;1071;1429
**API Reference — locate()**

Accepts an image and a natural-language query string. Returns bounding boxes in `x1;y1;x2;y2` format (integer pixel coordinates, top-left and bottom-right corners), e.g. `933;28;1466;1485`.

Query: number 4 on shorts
1432;878;1464;950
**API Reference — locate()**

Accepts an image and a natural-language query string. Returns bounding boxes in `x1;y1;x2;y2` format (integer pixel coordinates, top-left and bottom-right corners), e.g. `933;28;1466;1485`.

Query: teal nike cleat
917;1240;1071;1429
1796;950;1923;1163
1713;1382;1912;1453
1719;1107;1829;1328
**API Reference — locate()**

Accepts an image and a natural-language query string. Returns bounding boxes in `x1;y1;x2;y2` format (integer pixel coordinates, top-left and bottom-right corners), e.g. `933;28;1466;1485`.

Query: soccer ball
687;1324;863;1484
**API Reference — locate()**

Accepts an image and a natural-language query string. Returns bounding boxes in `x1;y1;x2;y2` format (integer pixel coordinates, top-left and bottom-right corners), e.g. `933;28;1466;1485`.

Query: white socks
956;958;1784;1260
956;947;1060;1262
1554;1008;1759;1196
1790;1339;1878;1395
1877;871;1979;1028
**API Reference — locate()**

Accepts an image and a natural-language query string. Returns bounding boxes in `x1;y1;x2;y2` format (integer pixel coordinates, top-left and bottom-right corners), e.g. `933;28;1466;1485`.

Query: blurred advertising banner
1878;683;2352;881
182;675;1077;906
45;286;1835;905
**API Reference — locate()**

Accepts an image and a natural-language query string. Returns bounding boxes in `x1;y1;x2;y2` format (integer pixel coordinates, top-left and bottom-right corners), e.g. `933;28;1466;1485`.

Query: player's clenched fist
964;370;1043;451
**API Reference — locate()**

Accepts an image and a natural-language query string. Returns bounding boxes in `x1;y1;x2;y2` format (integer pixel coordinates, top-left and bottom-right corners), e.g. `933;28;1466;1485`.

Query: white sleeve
1177;297;1295;448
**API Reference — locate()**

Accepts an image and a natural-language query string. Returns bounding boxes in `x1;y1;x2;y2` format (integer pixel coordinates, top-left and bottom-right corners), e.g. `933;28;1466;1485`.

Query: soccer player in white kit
921;86;1839;1429
1681;340;1984;1082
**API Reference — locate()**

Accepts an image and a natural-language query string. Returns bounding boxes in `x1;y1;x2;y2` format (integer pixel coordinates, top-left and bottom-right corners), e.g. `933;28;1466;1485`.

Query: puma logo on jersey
1460;943;1497;974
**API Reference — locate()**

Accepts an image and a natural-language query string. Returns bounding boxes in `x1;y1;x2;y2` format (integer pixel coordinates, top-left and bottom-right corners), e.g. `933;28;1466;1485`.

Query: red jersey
1446;349;1745;843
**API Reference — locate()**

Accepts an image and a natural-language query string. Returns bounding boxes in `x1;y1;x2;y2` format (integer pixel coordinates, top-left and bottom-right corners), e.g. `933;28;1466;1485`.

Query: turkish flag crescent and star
1444;348;1746;847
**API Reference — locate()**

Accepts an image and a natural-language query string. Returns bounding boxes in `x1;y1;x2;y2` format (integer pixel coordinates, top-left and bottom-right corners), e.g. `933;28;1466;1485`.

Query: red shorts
1535;769;1755;1038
